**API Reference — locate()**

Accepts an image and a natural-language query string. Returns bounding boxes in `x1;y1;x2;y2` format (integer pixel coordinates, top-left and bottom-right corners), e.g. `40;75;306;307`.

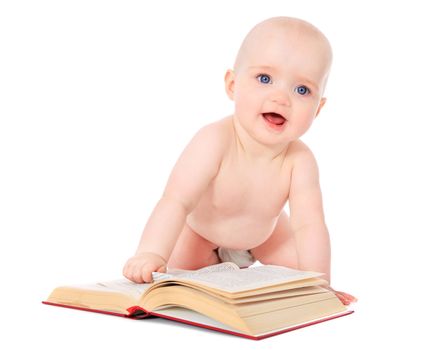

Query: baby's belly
187;210;279;250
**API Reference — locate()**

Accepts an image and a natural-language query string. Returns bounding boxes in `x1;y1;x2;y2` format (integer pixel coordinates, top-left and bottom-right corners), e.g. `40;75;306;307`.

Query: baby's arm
289;142;356;305
289;143;331;281
123;124;225;283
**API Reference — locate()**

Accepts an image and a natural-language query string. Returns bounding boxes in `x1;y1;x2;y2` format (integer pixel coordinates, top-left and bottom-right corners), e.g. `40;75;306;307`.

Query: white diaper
216;248;256;268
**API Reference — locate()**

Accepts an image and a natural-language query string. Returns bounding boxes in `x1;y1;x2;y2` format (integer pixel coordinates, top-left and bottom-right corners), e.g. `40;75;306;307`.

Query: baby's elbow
160;193;194;215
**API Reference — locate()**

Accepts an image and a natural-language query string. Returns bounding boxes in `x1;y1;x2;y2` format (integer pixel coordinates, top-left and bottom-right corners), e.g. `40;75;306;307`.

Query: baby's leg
250;211;299;269
167;222;220;270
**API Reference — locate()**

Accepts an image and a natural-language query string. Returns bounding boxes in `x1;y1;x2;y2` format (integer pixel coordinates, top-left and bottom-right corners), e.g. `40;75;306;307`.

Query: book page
152;306;243;334
160;264;323;293
72;279;153;299
152;262;239;282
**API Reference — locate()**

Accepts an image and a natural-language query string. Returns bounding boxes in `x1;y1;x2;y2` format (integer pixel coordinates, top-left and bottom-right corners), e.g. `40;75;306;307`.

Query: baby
123;16;356;305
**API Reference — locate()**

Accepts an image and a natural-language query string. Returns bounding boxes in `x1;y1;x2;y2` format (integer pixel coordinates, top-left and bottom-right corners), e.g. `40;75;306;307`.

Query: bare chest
188;151;291;241
211;161;289;218
187;156;291;249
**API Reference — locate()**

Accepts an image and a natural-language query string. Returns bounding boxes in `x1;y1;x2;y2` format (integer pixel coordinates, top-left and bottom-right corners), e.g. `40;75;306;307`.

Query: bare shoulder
163;117;231;207
182;116;232;167
287;140;319;177
191;116;232;152
197;116;231;140
288;139;317;161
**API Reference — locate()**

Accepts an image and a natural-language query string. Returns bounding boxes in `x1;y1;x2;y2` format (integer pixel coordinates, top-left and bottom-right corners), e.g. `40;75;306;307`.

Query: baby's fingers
144;263;167;281
122;262;136;282
123;260;147;284
132;267;148;284
142;262;161;283
156;265;167;273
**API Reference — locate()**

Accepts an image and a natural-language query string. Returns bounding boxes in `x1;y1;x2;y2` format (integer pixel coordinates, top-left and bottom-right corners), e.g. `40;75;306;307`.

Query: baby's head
225;17;333;146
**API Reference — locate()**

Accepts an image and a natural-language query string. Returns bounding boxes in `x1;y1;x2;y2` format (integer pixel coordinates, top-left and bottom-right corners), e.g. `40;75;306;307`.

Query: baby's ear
315;97;327;117
224;69;235;100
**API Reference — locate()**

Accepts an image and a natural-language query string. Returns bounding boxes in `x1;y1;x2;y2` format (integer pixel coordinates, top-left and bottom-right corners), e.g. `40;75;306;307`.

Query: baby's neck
230;115;289;163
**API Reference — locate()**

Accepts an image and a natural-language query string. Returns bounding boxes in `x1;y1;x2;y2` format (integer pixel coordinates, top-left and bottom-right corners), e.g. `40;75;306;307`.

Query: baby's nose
270;89;290;106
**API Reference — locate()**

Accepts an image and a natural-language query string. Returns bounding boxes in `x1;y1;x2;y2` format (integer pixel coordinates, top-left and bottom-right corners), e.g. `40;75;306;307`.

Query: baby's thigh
250;211;299;269
168;222;219;270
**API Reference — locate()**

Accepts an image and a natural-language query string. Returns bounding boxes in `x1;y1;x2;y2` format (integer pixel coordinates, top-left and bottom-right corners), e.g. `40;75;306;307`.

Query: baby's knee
168;224;219;270
251;240;298;268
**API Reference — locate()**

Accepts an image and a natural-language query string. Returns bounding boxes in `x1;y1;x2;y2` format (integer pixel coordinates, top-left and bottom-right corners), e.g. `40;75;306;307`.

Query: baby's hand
123;252;167;283
326;286;358;305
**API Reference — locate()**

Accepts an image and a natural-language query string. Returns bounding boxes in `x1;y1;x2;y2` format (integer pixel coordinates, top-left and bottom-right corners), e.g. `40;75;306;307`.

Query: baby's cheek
295;112;315;133
234;93;257;115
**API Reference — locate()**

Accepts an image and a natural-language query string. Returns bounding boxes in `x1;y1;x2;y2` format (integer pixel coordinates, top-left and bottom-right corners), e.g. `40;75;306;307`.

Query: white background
1;0;425;348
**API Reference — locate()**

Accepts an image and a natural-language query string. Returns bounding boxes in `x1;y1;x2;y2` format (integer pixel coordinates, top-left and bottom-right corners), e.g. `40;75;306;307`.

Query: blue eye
295;85;310;95
257;74;272;84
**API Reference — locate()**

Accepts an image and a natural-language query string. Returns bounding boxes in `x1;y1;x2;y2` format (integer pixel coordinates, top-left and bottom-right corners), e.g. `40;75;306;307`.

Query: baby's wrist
135;251;167;263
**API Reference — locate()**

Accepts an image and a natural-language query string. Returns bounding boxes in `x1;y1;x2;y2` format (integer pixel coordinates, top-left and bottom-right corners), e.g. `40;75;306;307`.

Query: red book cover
42;300;354;340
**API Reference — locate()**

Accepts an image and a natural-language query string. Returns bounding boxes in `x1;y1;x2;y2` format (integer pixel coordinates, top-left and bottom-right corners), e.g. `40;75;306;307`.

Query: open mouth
262;112;287;127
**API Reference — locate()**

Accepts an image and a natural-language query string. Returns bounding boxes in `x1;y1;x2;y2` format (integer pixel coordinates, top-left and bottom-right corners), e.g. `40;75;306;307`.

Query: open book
44;263;353;340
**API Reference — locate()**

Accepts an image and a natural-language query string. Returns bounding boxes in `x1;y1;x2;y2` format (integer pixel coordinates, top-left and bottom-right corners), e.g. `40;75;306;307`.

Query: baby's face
226;19;332;147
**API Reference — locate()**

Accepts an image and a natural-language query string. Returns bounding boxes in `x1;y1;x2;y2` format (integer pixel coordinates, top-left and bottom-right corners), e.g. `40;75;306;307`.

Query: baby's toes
336;292;350;305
